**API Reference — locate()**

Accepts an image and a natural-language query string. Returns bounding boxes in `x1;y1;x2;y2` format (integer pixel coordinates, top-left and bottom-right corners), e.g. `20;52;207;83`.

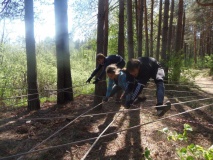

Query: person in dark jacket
123;57;171;117
86;53;125;84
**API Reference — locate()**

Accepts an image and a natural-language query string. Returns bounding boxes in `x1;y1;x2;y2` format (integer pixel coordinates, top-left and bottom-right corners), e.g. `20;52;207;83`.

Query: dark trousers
154;68;165;105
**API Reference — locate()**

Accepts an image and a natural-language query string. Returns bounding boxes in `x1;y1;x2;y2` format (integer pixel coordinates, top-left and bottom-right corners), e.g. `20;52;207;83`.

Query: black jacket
126;57;162;101
90;55;124;80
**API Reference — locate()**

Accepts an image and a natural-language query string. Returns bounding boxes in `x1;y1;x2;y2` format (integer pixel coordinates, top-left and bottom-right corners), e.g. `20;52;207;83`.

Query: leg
155;68;165;105
154;68;170;116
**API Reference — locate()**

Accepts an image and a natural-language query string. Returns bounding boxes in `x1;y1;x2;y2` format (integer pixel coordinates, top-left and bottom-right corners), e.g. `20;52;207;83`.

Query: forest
0;0;213;159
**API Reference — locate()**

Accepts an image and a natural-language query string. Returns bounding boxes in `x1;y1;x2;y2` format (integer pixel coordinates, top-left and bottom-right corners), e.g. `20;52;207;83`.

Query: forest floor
0;69;213;160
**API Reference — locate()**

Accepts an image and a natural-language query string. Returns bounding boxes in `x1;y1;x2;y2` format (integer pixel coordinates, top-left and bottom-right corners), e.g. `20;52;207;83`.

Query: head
96;53;105;65
106;64;120;79
126;59;140;77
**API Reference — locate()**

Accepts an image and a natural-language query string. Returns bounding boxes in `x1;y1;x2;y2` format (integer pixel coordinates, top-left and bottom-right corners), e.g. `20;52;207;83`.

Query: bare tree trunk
94;0;106;107
127;0;134;59
138;0;144;57
118;0;124;58
194;26;197;64
167;0;174;54
173;0;183;81
161;0;170;81
24;0;40;110
103;0;108;56
150;0;154;57
175;0;183;52
0;18;6;44
156;0;162;61
181;9;185;49
55;0;73;104
144;0;149;56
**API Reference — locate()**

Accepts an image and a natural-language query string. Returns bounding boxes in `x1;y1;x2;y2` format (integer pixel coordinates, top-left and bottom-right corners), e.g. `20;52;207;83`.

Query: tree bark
167;0;174;54
144;0;149;57
194;25;197;64
127;0;134;59
156;0;162;61
138;0;144;57
181;9;185;49
54;0;73;104
175;0;183;52
118;0;124;58
161;0;170;81
149;0;154;57
24;0;40;110
94;0;106;107
103;0;109;56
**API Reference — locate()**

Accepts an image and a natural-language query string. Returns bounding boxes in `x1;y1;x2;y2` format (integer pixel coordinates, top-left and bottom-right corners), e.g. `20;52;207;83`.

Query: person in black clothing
123;57;171;117
86;53;125;84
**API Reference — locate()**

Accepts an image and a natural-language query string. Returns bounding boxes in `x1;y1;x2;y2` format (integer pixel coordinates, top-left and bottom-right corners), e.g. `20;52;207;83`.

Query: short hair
126;59;141;72
106;64;120;74
96;53;105;60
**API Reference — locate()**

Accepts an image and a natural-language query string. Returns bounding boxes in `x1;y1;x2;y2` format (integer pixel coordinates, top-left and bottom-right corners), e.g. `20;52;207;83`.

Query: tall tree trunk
150;0;154;57
135;0;139;38
173;0;183;81
24;0;40;110
118;0;124;58
193;25;197;64
138;0;144;57
94;0;106;107
175;0;183;52
127;0;134;59
0;18;6;44
161;0;170;81
167;0;174;54
156;0;162;61
54;0;73;104
103;0;109;56
144;0;149;56
181;9;185;49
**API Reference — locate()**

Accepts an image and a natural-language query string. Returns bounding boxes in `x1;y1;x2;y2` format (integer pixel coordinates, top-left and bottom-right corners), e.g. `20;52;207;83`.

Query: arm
105;79;114;98
90;64;102;79
97;65;106;80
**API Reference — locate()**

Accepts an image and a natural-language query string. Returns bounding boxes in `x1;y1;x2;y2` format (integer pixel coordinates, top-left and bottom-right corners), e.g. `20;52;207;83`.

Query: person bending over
102;64;129;103
86;53;125;84
124;57;171;117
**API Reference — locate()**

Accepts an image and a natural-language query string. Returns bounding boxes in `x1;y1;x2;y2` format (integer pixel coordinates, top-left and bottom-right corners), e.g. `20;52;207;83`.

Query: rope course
5;96;213;121
15;101;104;160
0;79;213;159
0;102;212;160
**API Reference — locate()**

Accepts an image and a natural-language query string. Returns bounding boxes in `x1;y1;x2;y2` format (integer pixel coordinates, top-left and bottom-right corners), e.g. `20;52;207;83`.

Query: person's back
86;53;125;84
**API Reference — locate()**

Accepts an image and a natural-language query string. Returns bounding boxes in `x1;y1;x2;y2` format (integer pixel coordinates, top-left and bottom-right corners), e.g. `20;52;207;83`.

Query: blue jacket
106;71;127;98
90;55;124;80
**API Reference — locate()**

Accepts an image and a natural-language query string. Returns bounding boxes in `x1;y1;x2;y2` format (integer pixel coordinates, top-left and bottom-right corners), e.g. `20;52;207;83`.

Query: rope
1;102;212;160
170;117;213;127
2;96;211;122
16;102;104;160
81;109;123;160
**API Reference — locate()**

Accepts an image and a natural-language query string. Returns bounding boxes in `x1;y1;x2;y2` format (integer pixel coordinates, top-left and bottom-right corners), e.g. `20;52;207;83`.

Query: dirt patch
0;83;213;160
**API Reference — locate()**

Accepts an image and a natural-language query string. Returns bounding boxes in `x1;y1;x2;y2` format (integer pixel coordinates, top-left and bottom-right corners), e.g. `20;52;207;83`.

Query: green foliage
0;40;96;107
161;124;213;160
144;147;152;160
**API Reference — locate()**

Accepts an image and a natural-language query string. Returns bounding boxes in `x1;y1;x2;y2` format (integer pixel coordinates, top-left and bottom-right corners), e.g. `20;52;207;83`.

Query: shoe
156;101;171;117
133;96;147;104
